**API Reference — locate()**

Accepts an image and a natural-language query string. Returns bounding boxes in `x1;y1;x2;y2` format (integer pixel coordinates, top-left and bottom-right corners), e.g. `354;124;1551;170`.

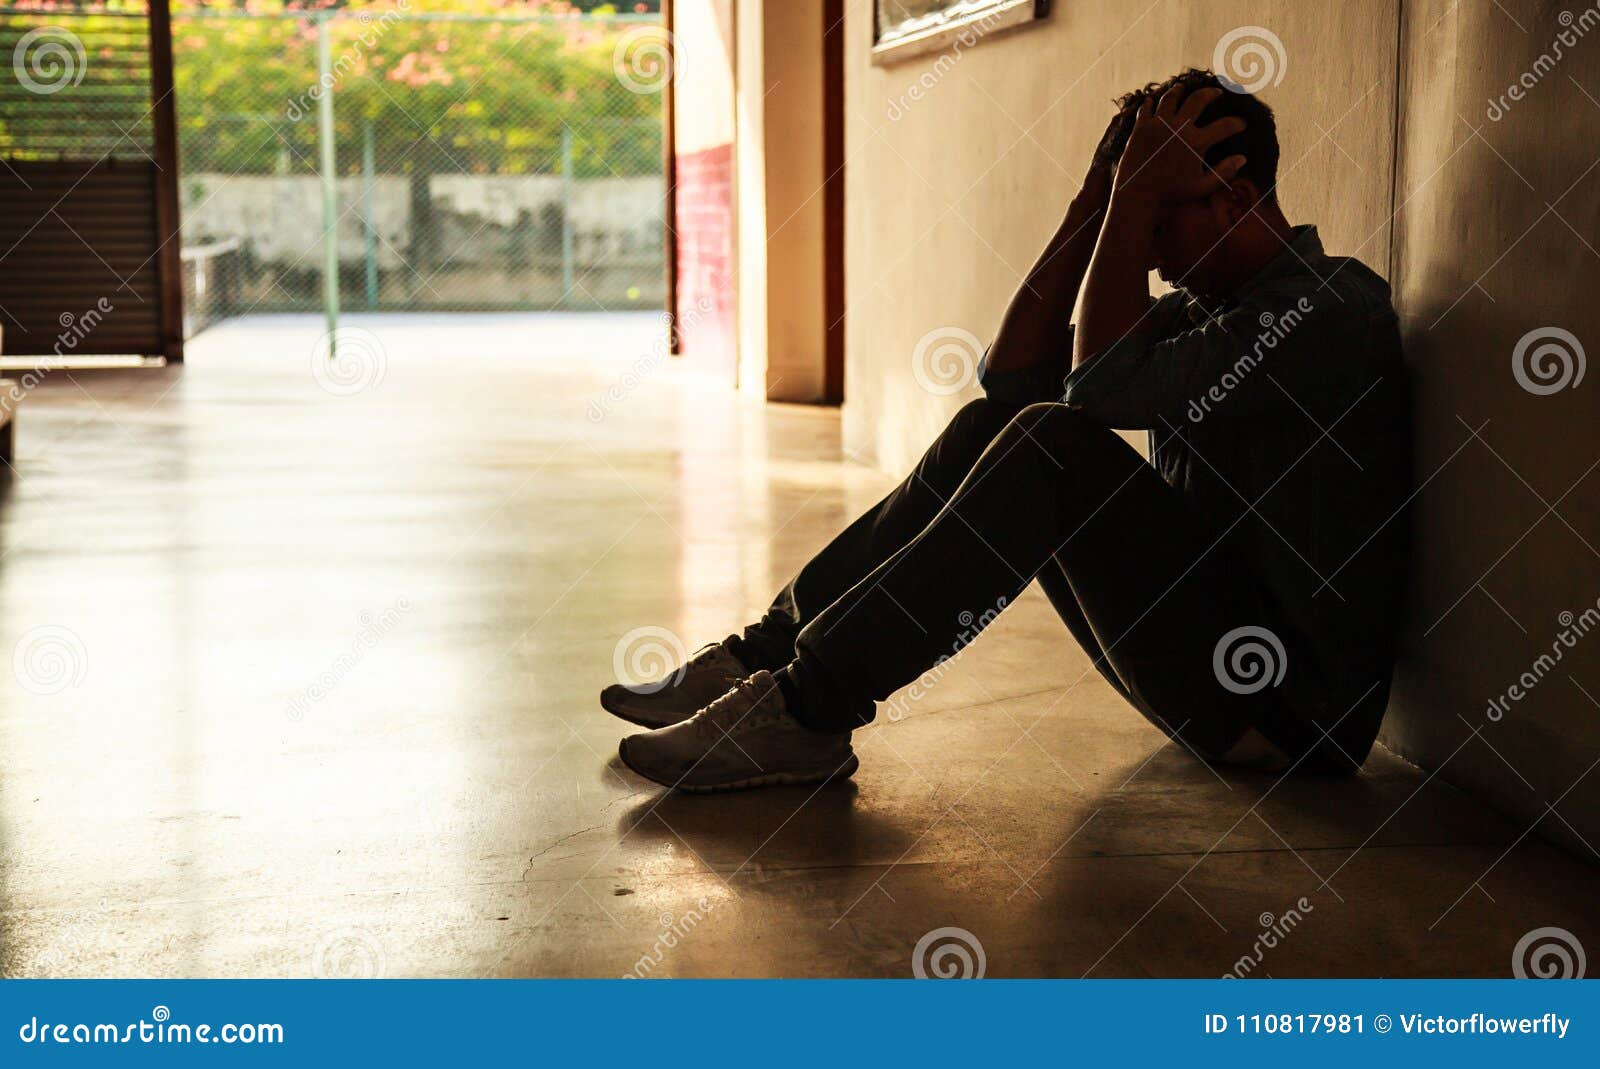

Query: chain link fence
171;2;667;331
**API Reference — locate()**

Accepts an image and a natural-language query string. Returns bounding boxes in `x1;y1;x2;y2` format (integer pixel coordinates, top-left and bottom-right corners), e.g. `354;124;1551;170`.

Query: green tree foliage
170;0;662;178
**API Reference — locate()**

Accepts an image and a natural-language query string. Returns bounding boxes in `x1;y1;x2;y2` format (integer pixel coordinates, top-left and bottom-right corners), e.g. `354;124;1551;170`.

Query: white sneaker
600;641;749;729
618;670;859;793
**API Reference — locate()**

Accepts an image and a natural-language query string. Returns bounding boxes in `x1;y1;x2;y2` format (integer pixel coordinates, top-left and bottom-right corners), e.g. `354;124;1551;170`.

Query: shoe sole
617;739;860;794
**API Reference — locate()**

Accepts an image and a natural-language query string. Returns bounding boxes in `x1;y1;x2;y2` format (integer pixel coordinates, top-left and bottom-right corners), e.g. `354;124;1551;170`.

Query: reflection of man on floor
604;69;1411;794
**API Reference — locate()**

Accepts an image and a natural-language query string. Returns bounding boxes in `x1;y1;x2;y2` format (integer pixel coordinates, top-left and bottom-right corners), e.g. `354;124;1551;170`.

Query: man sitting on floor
601;69;1411;793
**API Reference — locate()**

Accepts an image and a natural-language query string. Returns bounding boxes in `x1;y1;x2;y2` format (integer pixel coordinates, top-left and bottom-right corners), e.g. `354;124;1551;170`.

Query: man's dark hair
1093;68;1280;200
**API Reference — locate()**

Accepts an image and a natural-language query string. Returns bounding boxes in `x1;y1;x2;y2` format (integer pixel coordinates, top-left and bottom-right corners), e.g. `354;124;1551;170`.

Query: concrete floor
0;313;1594;979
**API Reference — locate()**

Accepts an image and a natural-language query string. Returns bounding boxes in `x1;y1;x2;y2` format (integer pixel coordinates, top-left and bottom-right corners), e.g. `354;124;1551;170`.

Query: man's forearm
982;197;1105;376
1074;190;1159;368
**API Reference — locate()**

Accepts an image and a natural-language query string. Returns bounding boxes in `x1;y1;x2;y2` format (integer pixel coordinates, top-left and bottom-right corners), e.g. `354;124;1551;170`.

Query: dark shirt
979;226;1411;768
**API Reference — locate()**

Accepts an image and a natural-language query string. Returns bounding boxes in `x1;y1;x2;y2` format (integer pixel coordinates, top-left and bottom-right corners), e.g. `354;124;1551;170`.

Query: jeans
731;397;1288;762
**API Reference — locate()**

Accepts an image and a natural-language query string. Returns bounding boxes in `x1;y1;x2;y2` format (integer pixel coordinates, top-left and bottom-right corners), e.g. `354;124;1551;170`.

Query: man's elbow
1057;382;1158;431
1060;369;1106;411
977;365;1057;406
1057;382;1114;426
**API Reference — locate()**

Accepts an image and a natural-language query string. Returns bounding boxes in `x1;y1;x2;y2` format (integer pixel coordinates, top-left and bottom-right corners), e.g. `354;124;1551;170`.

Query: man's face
1150;194;1229;294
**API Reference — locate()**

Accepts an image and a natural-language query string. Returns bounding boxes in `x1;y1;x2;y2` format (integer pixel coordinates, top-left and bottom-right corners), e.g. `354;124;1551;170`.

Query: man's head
1096;69;1289;294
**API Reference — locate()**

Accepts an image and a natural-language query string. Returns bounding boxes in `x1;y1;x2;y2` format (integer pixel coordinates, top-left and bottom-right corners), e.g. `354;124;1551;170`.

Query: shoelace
683;643;726;671
692;675;780;740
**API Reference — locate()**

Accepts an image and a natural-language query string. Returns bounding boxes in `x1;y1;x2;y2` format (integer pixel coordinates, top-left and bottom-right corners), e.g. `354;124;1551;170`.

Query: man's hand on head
1111;86;1247;209
987;114;1126;380
1068;112;1125;220
1075;91;1241;368
1073;159;1112;220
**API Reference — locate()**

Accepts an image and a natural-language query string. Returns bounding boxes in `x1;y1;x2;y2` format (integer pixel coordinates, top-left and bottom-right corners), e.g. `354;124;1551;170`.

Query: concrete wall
1386;0;1600;861
735;0;833;402
752;1;831;402
182;174;662;269
841;0;1600;854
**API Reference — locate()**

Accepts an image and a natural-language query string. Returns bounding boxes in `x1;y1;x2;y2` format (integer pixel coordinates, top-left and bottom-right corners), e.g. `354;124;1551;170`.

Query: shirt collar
1180;224;1322;322
1238;224;1322;298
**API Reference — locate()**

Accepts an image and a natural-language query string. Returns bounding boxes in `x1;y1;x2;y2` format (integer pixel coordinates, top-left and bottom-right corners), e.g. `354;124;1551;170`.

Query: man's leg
731;397;1023;671
782;402;1275;760
603;398;1024;732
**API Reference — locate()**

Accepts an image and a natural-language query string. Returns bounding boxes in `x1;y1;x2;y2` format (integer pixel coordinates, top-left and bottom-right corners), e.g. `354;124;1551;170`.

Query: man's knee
935;399;1117;482
999;402;1131;473
1005;401;1096;446
943;397;1021;444
1011;401;1093;433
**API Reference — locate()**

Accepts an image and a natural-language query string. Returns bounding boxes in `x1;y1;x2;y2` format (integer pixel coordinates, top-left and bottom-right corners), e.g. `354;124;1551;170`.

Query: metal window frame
871;0;1050;66
150;0;184;361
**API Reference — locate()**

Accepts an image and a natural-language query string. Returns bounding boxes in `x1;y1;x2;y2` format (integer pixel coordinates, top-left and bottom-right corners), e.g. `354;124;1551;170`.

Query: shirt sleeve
1062;285;1369;429
976;328;1073;406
